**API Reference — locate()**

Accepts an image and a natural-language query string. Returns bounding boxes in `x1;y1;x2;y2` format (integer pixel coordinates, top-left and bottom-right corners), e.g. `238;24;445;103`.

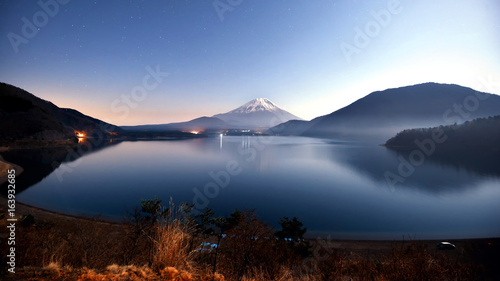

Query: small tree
225;208;242;230
193;207;216;238
276;217;311;258
276;217;307;242
141;196;169;225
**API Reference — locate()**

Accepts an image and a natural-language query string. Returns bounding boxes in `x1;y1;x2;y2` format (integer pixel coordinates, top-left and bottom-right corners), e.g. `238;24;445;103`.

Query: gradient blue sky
1;0;499;125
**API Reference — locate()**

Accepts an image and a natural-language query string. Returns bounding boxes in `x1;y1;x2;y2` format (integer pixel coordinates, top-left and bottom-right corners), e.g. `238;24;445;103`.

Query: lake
11;136;500;239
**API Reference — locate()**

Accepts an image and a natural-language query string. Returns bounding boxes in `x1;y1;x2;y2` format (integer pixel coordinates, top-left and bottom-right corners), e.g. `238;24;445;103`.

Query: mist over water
13;136;500;239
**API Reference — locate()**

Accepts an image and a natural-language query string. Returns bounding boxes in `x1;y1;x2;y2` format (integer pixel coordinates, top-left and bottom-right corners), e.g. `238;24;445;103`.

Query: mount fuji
121;98;301;132
213;98;302;129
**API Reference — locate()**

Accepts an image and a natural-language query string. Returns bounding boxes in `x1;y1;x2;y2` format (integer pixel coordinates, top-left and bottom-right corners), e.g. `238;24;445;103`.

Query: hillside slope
291;83;500;140
0;82;121;145
121;116;227;132
385;115;500;153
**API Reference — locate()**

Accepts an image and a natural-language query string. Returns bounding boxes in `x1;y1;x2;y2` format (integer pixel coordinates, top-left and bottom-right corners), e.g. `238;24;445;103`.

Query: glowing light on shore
75;131;86;138
75;131;86;143
190;131;199;135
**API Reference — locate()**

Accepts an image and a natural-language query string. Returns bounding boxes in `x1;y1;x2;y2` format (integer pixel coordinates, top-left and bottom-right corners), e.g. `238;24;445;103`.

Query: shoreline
1;195;499;271
0;155;24;186
0;195;121;227
1;193;497;244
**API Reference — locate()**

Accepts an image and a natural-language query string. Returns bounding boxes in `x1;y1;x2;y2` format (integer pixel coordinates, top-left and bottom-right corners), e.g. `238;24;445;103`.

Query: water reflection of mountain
395;149;500;177
328;141;500;194
0;139;121;195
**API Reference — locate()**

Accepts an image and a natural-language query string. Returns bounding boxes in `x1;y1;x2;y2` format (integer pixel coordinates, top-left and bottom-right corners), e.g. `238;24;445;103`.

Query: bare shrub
153;217;197;273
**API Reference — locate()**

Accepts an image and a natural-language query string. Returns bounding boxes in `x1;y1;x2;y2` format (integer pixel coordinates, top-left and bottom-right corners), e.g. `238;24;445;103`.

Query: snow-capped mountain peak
212;98;302;129
228;98;278;114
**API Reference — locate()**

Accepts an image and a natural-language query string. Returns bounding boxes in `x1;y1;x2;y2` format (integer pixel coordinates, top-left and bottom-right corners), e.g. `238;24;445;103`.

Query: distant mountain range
3;82;500;146
0;83;122;146
271;83;500;140
121;116;227;132
122;98;301;132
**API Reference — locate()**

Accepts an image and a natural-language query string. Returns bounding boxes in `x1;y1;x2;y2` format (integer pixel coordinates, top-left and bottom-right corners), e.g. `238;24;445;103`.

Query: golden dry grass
2;202;497;280
5;243;486;281
153;218;196;273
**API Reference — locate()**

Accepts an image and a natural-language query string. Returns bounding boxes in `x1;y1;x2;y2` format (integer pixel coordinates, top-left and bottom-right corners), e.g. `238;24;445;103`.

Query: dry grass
2;203;496;281
78;265;157;280
153;218;197;273
43;261;61;272
5;238;489;281
240;266;319;281
10;216;124;269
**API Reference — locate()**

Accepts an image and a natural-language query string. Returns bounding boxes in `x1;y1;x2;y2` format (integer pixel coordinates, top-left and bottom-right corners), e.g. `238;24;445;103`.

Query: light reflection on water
13;136;500;239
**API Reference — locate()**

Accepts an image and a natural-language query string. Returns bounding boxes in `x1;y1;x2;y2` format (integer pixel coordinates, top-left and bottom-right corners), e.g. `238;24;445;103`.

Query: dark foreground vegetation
1;198;499;280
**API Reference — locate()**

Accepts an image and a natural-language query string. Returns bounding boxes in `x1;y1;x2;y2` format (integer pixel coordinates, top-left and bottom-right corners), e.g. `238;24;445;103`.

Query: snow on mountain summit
228;98;278;114
213;98;302;129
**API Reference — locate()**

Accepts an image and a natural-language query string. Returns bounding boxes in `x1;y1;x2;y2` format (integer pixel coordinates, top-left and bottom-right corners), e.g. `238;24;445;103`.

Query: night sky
1;0;499;125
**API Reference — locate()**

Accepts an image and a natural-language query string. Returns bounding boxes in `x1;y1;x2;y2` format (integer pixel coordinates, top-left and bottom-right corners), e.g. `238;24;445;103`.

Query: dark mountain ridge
121;116;227;132
0;82;122;145
383;115;500;176
4;82;500;146
385;115;500;152
272;83;500;140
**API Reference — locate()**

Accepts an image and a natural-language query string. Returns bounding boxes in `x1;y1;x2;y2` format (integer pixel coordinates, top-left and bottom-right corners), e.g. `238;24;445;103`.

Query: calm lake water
13;136;500;239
